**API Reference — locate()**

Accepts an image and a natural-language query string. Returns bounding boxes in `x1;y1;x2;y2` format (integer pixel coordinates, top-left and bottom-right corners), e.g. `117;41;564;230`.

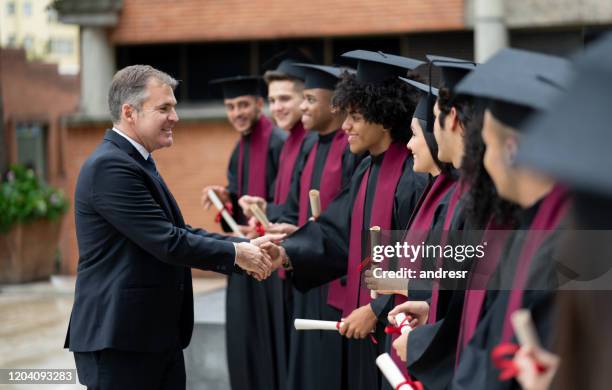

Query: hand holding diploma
339;304;378;339
364;269;409;296
206;188;244;237
201;185;230;210
238;195;267;218
388;301;429;329
511;310;559;390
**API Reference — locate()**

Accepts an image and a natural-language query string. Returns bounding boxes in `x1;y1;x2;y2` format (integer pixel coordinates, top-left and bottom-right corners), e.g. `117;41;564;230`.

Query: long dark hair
444;93;518;229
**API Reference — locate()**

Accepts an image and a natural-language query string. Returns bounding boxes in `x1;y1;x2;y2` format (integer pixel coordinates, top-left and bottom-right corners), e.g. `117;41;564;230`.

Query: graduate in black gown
509;34;612;390
263;50;429;390
387;56;478;389
202;76;287;390
448;48;573;390
272;63;363;390
238;52;317;223
234;56;317;390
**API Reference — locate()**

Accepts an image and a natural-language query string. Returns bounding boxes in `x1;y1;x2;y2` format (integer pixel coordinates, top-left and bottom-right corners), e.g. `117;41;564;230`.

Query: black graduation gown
451;207;567;390
284;152;428;390
225;123;288;390
283;130;364;390
404;185;473;390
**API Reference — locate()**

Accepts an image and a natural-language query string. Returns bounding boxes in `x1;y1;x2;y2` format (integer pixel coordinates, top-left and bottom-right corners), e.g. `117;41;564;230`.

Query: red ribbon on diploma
384;317;410;336
255;221;265;237
491;342;547;380
214;202;234;224
395;379;424;390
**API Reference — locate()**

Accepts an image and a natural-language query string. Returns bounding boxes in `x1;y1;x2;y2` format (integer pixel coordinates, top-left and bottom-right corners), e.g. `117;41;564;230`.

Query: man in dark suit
65;65;274;390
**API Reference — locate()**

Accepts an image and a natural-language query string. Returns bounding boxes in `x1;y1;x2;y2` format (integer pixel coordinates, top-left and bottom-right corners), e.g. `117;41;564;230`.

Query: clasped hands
234;234;290;281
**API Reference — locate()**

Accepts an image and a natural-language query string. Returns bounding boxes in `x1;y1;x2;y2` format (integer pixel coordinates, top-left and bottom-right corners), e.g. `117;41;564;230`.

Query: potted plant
0;164;69;283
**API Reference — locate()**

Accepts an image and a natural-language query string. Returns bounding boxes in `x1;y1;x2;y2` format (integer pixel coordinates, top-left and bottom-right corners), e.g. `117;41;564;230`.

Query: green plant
0;164;69;233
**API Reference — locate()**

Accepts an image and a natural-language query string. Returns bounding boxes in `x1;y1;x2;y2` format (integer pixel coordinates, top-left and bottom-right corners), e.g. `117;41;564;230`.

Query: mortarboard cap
399;77;438;127
209;75;262;99
455;48;571;128
341;50;424;84
516;33;612;194
262;48;313;81
427;54;477;93
292;63;350;90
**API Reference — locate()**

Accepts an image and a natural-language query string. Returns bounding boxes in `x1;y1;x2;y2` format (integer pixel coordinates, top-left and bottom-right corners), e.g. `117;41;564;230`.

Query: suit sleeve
92;156;237;273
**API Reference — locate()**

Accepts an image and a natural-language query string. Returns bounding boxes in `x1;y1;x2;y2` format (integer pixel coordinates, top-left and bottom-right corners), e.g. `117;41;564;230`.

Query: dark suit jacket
65;129;245;353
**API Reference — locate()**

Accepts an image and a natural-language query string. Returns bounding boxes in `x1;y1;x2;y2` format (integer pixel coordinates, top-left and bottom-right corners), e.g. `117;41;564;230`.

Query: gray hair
108;65;178;123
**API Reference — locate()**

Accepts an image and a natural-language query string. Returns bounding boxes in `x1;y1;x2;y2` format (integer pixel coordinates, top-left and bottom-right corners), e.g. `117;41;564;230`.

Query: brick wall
61;119;241;276
111;0;466;44
0;49;79;182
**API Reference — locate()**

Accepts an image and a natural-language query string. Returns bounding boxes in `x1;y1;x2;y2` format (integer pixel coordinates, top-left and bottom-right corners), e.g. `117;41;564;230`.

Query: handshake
234;234;290;280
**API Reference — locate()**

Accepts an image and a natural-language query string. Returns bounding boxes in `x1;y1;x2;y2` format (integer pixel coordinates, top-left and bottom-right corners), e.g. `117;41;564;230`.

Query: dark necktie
145;155;160;178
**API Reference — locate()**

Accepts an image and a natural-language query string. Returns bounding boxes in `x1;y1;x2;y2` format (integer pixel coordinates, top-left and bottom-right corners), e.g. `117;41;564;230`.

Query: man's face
299;88;333;131
342;109;385;155
224;96;262;134
407;118;436;174
433;100;463;167
131;79;179;152
482;110;517;201
268;80;304;131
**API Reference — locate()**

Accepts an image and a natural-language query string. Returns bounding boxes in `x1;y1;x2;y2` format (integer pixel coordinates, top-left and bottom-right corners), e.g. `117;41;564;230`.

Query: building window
6;1;15;15
23;1;32;17
48;38;74;55
7;35;17;47
23;36;34;51
16;123;48;180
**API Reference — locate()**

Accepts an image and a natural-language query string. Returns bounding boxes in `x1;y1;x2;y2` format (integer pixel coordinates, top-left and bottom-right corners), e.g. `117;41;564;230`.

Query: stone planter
0;219;62;284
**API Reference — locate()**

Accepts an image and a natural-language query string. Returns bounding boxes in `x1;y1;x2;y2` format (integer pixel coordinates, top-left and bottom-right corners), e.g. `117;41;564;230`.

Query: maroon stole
391;173;457;377
297;130;347;226
428;181;470;325
274;121;307;204
390;173;457;373
455;220;512;362
499;184;569;343
326;142;409;315
238;115;274;198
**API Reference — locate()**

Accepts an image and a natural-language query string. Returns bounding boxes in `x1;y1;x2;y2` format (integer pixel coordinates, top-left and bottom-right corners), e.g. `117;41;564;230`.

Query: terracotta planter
0;219;62;284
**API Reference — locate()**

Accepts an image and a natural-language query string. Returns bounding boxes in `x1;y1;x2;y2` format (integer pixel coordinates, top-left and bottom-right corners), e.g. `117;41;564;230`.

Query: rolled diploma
511;309;541;348
309;190;321;218
376;353;414;390
370;226;381;299
294;319;341;331
207;189;244;237
250;204;270;228
394;312;412;334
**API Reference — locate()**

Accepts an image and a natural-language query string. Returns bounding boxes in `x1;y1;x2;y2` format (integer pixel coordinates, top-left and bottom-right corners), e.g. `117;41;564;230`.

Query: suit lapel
104;130;185;227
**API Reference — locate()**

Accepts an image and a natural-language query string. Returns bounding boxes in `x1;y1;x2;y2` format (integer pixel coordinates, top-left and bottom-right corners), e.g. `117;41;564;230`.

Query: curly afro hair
332;72;419;144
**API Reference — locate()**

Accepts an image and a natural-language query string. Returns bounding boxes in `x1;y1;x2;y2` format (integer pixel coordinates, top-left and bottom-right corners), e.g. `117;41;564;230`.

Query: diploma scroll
309;190;321;219
376;353;415;390
511;309;541;349
250;204;270;229
370;226;381;299
294;319;342;331
394;312;412;334
207;189;245;237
